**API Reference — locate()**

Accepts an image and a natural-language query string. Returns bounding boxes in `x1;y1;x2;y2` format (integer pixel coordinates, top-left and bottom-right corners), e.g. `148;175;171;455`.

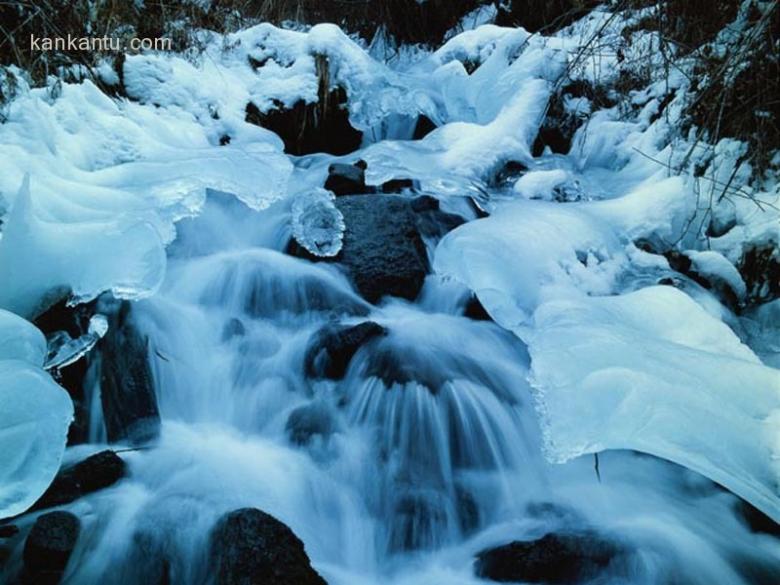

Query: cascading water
3;171;773;584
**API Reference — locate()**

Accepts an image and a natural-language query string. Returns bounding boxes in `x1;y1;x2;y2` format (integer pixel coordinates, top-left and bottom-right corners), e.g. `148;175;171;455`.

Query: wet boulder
210;508;327;585
33;299;97;445
22;511;80;585
416;209;465;240
335;195;429;303
475;531;622;584
32;450;126;511
304;321;386;380
99;299;160;445
380;178;418;194
324;161;372;196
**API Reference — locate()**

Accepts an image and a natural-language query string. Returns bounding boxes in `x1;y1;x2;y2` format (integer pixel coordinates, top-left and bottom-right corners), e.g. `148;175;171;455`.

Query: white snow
513;169;570;200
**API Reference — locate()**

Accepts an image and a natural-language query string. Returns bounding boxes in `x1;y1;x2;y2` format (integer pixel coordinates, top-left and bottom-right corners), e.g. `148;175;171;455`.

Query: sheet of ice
44;314;108;371
0;59;292;318
0;311;73;518
291;188;345;258
0;309;46;364
0;177;166;319
528;286;780;522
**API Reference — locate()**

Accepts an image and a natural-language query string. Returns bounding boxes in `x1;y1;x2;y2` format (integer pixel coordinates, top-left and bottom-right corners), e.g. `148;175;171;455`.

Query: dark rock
335;195;429;303
475;531;621;584
22;511;80;585
663;250;693;274
304;321;386;380
412;114;437;140
324;162;371;196
286;404;335;446
0;524;18;538
381;178;418;194
414;208;466;240
219;135;231;146
740;244;780;305
245;55;362;156
33;450;126;512
410;195;439;212
736;500;780;537
490;160;527;187
464;295;491;321
221;318;246;342
210;508;327;585
99;299;160;445
33;299;97;446
532;126;572;157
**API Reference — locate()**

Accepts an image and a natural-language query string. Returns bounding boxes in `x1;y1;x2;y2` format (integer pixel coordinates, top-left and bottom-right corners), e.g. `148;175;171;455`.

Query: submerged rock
475;531;621;584
99;299;160;445
286;403;336;446
335;195;429;303
210;508;327;585
32;450;126;512
22;511;80;585
304;321;386;380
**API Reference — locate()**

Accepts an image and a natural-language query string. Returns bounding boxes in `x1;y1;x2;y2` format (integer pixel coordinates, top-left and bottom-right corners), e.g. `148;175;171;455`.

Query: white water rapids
7;178;769;585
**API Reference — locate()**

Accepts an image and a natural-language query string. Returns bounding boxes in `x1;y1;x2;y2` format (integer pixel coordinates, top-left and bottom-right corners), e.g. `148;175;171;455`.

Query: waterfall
30;189;771;585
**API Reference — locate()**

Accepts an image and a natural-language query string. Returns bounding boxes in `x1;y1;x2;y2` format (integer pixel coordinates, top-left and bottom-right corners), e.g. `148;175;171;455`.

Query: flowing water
6;160;779;585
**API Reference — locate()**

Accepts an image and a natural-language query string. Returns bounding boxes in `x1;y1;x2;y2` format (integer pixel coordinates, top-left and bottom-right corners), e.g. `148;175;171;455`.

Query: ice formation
291;189;345;257
0;310;73;519
44;314;109;371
